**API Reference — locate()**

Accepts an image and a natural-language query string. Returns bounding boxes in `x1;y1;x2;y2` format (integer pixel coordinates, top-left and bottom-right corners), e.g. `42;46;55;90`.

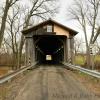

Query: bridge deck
14;65;99;100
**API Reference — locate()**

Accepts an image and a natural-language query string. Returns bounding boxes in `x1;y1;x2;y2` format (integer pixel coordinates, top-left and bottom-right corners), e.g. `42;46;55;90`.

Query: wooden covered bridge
22;19;78;66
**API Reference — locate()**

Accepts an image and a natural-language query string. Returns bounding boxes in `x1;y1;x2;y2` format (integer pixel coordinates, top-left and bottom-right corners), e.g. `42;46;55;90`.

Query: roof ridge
22;19;78;35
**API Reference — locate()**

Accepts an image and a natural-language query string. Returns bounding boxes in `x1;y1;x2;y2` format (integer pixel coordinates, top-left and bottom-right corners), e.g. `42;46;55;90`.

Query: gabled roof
22;19;78;35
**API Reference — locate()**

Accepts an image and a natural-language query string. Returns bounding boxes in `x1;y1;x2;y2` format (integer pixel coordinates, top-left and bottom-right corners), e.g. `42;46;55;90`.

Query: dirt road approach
15;65;100;100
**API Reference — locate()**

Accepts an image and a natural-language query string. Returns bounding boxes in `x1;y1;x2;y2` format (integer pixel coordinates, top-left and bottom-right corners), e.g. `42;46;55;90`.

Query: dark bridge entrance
34;35;65;64
22;19;78;66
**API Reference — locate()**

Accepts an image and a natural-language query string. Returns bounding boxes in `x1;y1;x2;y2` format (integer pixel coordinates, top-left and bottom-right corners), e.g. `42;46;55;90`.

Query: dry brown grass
73;70;100;95
0;67;10;77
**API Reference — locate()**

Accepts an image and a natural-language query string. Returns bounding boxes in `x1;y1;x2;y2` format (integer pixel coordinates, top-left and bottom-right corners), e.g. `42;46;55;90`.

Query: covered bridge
22;19;78;65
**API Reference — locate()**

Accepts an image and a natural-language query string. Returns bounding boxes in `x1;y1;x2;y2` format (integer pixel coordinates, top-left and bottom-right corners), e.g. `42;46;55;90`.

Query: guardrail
0;62;37;84
63;62;100;79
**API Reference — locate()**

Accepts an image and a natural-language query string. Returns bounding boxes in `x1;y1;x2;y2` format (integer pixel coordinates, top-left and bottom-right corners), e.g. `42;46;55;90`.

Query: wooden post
25;37;35;66
70;37;74;64
64;39;66;62
67;38;71;63
29;37;35;64
65;38;68;62
64;38;68;63
25;37;28;66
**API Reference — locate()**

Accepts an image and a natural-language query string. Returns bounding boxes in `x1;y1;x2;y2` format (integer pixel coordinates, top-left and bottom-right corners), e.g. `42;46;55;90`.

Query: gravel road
14;65;100;100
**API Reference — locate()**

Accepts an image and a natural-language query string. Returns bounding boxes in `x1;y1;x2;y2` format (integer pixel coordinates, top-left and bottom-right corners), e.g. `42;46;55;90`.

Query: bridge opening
34;35;66;64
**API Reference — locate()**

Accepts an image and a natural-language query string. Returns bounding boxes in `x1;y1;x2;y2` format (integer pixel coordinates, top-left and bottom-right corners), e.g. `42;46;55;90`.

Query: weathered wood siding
25;37;35;66
54;24;69;37
70;37;74;64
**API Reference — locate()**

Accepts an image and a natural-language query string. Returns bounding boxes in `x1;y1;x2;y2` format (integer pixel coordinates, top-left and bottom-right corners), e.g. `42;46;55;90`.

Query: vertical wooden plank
65;38;68;62
25;37;28;66
70;37;74;64
25;37;35;66
64;38;68;62
32;38;35;63
30;37;36;64
63;39;66;62
67;38;71;63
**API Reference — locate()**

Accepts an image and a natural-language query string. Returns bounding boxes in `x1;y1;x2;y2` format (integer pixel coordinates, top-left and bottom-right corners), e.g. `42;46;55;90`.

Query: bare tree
0;0;19;48
4;5;22;69
74;37;84;55
68;0;100;68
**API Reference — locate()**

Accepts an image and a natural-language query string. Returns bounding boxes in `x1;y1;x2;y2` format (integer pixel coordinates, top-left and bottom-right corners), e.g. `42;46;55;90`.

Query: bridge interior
34;35;66;64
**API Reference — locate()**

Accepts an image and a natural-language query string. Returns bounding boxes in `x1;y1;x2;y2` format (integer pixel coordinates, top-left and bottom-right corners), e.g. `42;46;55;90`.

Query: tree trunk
86;47;91;68
0;0;10;47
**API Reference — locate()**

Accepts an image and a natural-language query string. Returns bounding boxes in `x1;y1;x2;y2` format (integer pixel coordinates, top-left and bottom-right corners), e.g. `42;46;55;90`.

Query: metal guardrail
63;62;100;79
0;62;37;84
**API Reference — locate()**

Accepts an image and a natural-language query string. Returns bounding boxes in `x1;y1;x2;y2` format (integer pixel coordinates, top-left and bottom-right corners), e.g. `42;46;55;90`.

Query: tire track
14;65;100;100
56;67;99;100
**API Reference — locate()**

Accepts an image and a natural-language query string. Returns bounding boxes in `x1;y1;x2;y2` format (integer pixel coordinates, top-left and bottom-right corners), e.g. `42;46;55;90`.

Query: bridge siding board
25;37;28;66
70;37;74;64
64;38;67;62
25;37;35;66
66;38;71;63
54;24;69;37
65;38;68;62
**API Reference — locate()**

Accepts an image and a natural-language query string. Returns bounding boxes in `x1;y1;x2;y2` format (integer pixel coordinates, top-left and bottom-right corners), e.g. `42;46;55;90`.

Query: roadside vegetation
72;70;100;96
74;54;100;70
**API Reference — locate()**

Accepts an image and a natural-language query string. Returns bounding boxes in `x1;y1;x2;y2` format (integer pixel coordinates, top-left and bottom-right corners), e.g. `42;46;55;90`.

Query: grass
74;55;85;65
73;70;100;95
73;55;100;94
0;66;10;77
94;55;100;61
74;55;100;66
